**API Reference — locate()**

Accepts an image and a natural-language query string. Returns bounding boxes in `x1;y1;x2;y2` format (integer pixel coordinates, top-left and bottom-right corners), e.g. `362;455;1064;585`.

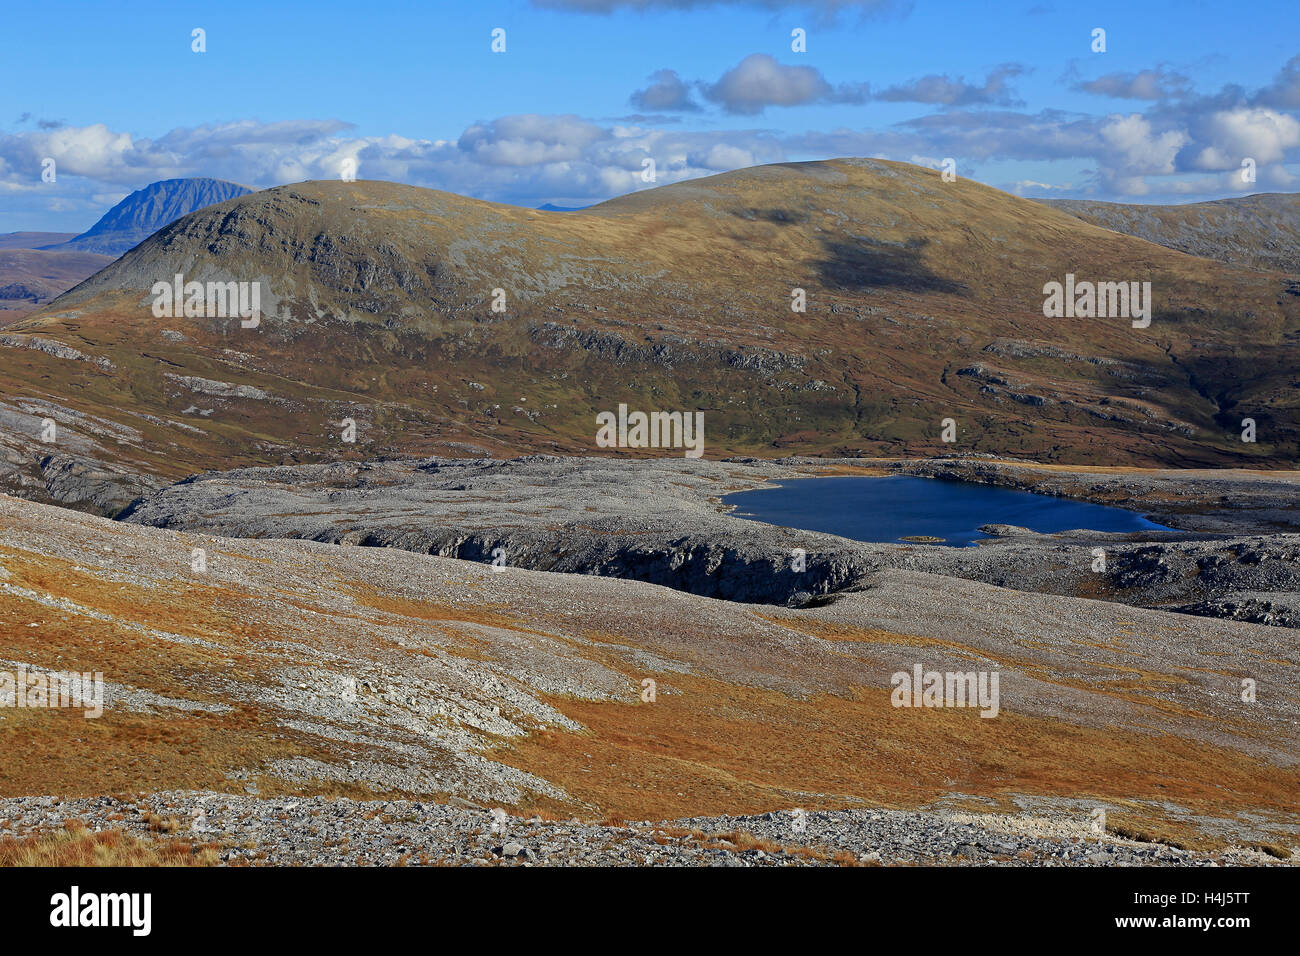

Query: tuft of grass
1254;843;1292;860
0;820;219;867
143;812;181;834
1107;822;1189;851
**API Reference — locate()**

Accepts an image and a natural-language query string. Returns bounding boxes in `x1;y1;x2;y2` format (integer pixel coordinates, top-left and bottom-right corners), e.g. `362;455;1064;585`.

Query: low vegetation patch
0;820;220;867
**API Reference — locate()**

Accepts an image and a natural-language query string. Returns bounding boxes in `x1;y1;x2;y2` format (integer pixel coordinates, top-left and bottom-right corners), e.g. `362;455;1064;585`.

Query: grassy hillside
3;158;1298;511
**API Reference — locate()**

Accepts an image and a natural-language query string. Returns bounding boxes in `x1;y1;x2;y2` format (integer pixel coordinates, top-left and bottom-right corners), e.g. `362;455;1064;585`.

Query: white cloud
458;115;609;166
702;54;847;114
630;69;701;112
1185;108;1300;170
876;64;1025;107
0;116;790;217
1098;114;1187;175
695;143;758;169
4;48;1299;229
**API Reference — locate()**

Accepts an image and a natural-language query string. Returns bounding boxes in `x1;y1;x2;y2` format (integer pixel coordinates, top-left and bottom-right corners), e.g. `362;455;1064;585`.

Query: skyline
4;0;1299;231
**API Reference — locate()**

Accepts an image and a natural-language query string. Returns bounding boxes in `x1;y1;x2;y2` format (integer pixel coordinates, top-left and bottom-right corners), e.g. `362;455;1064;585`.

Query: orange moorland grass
701;828;831;862
0;548;362;797
496;667;1300;848
0;545;267;650
0;820;221;867
5;519;1294;848
1099;809;1291;857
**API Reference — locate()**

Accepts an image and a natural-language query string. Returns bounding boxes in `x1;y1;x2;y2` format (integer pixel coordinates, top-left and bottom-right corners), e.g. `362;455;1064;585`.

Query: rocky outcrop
0;333;115;370
118;454;1300;625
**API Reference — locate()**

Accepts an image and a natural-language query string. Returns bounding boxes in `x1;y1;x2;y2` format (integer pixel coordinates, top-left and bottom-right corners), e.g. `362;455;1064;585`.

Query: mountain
41;177;253;256
0;231;78;251
0;247;114;325
1042;193;1300;275
2;158;1299;513
0;233;108;325
0;179;252;320
0;248;114;305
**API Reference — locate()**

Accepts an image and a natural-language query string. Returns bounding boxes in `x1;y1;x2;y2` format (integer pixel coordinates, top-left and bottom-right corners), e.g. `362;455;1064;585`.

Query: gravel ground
1;792;1291;867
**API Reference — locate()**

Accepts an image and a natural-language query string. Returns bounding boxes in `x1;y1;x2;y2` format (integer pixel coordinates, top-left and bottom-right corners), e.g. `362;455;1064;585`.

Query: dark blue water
724;475;1171;546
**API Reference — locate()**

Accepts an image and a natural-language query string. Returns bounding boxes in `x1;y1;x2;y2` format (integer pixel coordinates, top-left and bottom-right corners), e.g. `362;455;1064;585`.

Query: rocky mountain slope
3;491;1297;857
1044;193;1300;275
41;178;252;256
2;159;1298;514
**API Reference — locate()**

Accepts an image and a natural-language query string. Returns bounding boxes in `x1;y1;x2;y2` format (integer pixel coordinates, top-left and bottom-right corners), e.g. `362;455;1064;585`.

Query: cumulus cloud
458;114;610;166
701;53;868;114
1094;113;1187;193
1179;108;1300;170
1253;54;1300;110
1099;114;1186;172
647;57;1020;114
790;92;1300;199
0;119;355;194
1075;68;1191;101
4;49;1299;225
0;115;789;215
875;64;1025;107
630;69;702;112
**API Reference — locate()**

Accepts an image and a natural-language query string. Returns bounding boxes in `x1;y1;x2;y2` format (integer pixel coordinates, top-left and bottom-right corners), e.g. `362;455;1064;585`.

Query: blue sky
3;0;1298;231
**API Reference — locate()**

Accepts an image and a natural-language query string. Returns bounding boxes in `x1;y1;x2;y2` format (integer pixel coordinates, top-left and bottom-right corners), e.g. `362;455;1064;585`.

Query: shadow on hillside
728;207;810;225
816;237;969;295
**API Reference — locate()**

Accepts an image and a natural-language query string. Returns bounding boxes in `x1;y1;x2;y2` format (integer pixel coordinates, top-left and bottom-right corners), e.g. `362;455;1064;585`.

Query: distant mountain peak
41;178;254;257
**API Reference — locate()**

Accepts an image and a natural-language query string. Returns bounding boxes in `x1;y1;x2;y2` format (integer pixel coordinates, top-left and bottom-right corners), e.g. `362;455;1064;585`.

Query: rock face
118;454;1300;626
41;178;253;257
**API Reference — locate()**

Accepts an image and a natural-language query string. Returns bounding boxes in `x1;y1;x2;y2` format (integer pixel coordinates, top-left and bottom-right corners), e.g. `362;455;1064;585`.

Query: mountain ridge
3;158;1298;513
41;177;254;256
1041;192;1300;275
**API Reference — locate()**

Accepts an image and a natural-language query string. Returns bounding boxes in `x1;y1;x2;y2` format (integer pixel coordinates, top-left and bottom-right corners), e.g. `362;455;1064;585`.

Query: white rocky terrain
1;483;1296;865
